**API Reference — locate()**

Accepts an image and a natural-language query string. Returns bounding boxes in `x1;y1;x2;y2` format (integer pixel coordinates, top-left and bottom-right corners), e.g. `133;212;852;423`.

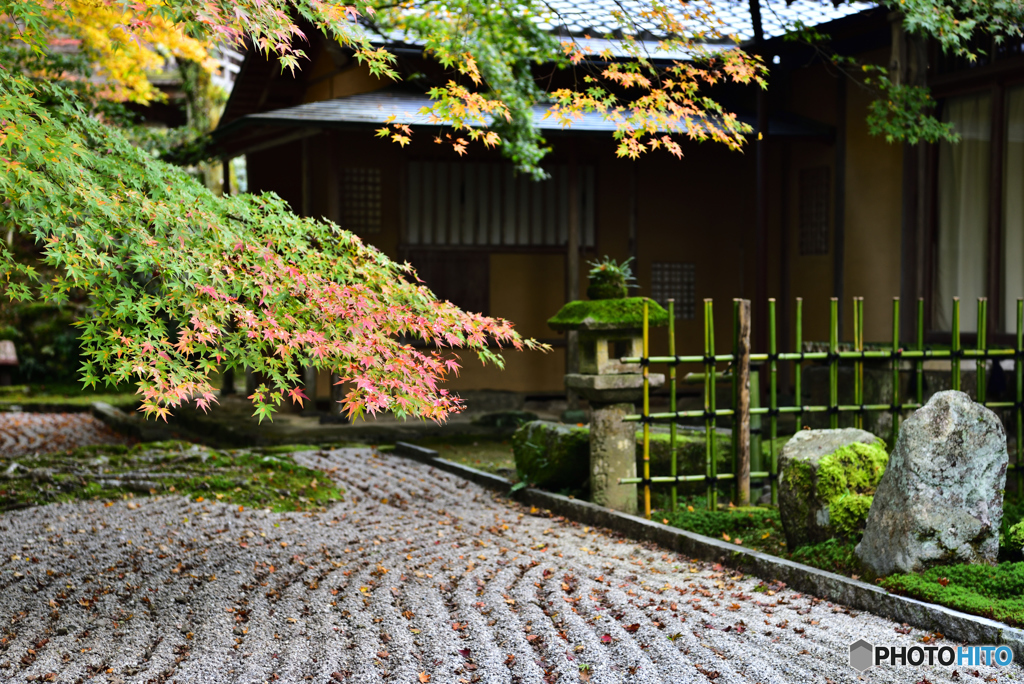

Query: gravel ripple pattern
0;447;1014;684
0;413;131;459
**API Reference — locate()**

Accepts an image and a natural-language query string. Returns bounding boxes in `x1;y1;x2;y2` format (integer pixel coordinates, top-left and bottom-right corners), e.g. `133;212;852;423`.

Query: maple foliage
0;68;543;422
3;0;214;103
1;0;1013;423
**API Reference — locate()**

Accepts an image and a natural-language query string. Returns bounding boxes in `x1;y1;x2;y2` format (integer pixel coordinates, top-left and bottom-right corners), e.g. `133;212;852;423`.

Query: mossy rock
778;428;888;548
547;297;669;332
512;421;590;490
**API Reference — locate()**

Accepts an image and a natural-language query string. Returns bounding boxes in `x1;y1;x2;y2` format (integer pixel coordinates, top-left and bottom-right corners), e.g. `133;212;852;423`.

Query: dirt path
0;447;1013;683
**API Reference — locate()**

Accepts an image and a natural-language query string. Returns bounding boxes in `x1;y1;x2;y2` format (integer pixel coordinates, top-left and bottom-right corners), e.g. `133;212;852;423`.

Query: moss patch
656;499;787;555
880;562;1024;628
547;297;669;332
410;436;516;476
0;442;344;513
0;382;139;410
789;538;869;578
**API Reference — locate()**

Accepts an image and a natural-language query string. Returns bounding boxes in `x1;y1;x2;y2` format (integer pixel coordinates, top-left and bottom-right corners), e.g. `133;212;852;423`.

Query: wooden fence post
736;299;752;507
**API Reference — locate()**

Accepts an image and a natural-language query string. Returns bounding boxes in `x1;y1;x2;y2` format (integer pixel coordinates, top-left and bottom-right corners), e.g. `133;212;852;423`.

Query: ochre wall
842;70;904;343
781;51;904;347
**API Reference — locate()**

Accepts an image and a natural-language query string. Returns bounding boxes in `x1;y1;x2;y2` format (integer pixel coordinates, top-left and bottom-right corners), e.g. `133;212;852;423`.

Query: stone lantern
548;298;667;513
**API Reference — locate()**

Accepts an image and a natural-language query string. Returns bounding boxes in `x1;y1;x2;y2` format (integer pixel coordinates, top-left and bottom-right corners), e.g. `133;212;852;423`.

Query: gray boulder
856;391;1007;576
778;428;888;548
512;421;589;490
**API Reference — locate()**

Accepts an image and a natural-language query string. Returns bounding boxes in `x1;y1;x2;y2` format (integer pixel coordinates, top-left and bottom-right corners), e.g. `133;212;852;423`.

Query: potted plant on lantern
586;256;634;300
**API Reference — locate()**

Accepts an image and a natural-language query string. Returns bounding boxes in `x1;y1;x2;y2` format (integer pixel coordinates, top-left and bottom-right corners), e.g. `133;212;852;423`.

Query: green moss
789;538;869;578
1009;520;1024;549
881;562;1024;627
658;500;787;555
547;297;669;332
831;493;874;538
0;442;344;513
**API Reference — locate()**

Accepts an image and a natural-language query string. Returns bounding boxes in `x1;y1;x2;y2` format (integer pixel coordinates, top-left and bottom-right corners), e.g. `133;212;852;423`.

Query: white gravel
0;446;1016;683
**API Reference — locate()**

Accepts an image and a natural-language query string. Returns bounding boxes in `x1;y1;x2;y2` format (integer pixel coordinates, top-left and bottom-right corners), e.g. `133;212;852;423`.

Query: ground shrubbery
880;563;1024;628
0;441;346;512
658;487;1024;625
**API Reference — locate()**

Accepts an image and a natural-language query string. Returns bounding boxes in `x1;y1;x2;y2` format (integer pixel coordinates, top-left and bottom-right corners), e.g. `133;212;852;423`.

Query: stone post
589;402;637;513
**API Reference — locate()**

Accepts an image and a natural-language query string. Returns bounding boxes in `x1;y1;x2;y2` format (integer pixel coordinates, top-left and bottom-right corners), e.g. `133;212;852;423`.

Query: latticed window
341;167;382;234
799;166;830;255
651;262;696;319
405;161;595;247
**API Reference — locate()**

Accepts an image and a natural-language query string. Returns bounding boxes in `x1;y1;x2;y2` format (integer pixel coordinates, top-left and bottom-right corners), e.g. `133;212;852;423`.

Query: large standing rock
512;421;589;490
778;428;888;548
856;391;1007;576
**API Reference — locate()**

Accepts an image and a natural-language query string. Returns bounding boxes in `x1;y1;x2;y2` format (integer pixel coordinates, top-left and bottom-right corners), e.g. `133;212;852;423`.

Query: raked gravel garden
0;438;1016;684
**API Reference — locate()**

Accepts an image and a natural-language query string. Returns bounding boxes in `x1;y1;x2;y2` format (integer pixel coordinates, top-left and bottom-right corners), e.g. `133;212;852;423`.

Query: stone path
0;412;132;459
0;446;1013;683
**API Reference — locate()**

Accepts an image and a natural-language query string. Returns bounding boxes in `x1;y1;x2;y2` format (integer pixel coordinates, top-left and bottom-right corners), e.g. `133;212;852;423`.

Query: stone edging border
392;441;1024;659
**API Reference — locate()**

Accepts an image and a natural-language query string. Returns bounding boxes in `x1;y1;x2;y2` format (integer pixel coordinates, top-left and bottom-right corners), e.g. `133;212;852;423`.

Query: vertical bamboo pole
768;298;778;506
669;299;678;513
854;297;864;430
891;297;900;448
643;299;651;520
978;298;988;404
1017;299;1023;496
829;298;839;429
795;298;803;431
735;300;751;507
705;299;717;511
916;298;925;406
952;297;961;392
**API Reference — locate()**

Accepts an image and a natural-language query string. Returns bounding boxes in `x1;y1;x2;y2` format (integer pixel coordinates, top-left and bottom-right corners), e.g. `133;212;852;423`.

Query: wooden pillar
988;82;1006;333
834;77;847;339
566;151;581;412
736;299;752;506
755;88;769;352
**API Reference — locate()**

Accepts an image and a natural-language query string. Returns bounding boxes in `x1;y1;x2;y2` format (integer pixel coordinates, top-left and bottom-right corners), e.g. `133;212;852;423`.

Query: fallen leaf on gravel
286;618;297;624
377;651;389;658
526;634;540;642
601;634;613;644
419;672;430;683
458;649;471;658
623;624;640;633
727;603;741;611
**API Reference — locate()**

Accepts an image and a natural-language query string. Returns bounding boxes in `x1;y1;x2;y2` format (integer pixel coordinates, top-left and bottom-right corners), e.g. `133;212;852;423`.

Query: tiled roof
537;0;875;43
